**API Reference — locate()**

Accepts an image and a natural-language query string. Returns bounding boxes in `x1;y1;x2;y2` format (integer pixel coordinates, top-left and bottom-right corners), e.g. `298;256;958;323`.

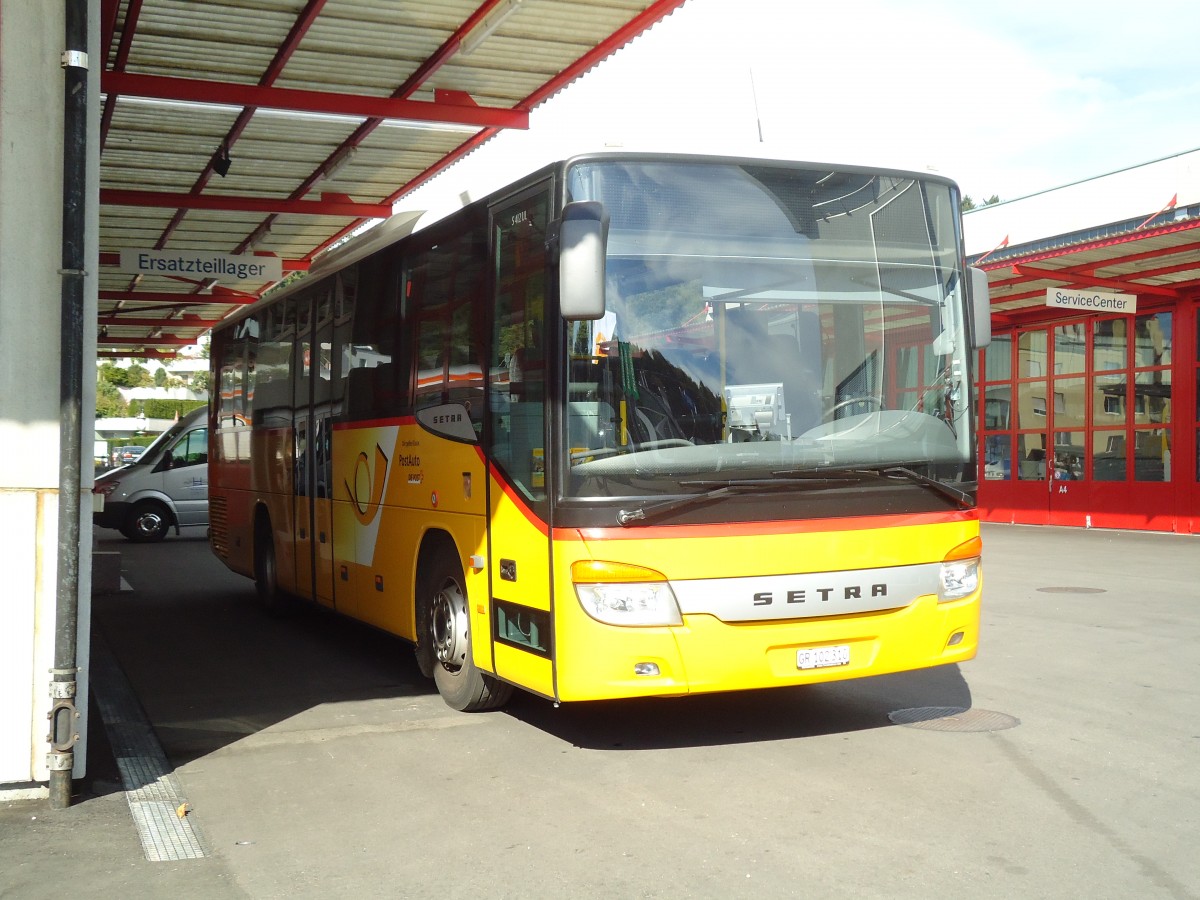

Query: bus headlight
939;536;982;602
572;560;683;626
939;558;979;601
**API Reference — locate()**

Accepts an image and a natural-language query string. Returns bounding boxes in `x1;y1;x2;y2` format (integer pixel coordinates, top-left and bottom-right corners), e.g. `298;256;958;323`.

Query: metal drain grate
91;636;209;861
1036;586;1107;594
889;706;1020;732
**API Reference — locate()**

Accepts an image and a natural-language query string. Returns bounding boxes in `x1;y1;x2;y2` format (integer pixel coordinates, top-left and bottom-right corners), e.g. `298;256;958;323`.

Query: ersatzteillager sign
119;249;282;283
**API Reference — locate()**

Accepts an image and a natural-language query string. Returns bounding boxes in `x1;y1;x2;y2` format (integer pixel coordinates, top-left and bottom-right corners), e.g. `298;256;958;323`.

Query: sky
405;0;1200;214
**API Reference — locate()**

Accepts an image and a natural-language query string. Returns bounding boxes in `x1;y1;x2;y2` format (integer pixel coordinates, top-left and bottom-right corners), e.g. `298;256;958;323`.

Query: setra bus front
487;156;990;703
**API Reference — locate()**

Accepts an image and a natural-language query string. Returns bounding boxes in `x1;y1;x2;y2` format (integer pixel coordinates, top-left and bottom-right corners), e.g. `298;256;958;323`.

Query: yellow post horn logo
347;444;389;525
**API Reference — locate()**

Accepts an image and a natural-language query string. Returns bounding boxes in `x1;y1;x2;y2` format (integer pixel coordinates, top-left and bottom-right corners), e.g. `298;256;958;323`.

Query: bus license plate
797;644;851;670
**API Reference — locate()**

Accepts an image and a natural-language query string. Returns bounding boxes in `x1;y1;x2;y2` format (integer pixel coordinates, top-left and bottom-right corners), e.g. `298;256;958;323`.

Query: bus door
292;290;318;603
485;186;556;697
310;288;338;607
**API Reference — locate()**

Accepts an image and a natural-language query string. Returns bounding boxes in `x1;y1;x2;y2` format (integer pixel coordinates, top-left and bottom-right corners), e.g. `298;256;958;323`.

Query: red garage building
967;149;1200;533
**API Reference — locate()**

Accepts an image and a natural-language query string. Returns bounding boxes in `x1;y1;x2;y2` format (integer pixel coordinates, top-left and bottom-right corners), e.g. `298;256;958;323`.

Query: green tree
962;194;1001;211
126;363;154;387
95;380;127;418
99;362;136;387
144;398;205;419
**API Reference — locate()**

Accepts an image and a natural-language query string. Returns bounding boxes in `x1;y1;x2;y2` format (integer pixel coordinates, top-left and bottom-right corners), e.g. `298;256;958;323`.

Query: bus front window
562;160;975;505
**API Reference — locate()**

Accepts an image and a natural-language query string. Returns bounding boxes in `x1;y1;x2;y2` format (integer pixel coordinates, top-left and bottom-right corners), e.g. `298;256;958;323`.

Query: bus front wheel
424;551;513;712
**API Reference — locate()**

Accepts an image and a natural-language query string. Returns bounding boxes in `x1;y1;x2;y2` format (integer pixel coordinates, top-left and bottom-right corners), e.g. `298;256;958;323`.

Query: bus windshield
562;159;974;500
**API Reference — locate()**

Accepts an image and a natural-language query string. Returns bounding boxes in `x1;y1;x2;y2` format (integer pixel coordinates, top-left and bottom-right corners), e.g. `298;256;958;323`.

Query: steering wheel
823;395;882;422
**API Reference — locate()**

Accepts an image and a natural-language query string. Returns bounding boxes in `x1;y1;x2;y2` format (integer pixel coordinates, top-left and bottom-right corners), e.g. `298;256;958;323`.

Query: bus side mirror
969;266;991;349
558;201;608;321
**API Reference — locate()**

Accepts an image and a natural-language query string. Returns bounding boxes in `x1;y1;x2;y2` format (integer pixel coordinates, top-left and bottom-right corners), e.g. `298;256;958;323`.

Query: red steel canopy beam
98;316;223;328
980;217;1200;270
1011;264;1181;299
101;72;529;130
100;290;257;304
229;0;518;257
98;349;178;360
991;240;1200;292
141;0;332;268
303;0;690;262
99;336;199;347
101;189;392;218
99;0;143;149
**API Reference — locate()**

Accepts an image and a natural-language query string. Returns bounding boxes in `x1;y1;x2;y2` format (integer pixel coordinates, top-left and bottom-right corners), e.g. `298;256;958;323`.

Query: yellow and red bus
208;153;991;711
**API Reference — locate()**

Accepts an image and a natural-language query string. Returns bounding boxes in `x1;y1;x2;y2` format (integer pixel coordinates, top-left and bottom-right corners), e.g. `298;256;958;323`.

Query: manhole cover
888;706;1020;732
1036;586;1106;594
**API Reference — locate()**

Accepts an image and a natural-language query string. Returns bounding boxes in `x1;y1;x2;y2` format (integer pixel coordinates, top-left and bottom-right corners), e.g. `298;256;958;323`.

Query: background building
966;149;1200;532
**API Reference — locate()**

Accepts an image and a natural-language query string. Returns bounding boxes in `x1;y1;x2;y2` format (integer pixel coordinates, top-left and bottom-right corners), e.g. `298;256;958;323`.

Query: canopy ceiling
971;203;1200;328
97;0;688;358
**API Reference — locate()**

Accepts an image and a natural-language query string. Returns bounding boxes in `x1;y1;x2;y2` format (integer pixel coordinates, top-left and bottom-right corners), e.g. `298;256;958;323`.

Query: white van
93;407;208;542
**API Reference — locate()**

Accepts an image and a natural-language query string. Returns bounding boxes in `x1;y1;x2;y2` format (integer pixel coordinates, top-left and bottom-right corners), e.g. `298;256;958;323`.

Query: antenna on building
749;67;764;143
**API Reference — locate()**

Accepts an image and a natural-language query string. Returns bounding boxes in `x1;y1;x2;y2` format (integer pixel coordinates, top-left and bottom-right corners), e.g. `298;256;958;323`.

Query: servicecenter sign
119;249;283;283
1045;287;1137;314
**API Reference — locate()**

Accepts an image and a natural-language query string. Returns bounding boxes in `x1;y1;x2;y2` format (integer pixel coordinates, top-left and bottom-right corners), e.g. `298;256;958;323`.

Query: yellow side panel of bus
332;421;488;646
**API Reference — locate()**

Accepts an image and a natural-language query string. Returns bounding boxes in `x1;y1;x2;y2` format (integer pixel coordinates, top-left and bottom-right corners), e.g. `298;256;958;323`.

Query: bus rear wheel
424;550;513;712
254;514;290;615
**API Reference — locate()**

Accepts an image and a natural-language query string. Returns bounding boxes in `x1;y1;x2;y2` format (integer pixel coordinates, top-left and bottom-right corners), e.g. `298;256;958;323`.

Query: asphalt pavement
2;522;1198;900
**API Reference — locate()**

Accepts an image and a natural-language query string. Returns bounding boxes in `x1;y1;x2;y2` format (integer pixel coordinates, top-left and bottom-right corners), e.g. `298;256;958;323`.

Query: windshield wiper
774;465;974;509
880;465;974;509
615;466;973;527
616;475;861;527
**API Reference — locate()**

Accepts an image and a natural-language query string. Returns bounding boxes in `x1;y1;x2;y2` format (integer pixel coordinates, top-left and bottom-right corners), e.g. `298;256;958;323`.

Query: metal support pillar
49;0;90;810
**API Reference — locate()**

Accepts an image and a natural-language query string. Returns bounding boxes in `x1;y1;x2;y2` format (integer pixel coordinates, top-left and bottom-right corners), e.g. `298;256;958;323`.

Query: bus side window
407;216;486;424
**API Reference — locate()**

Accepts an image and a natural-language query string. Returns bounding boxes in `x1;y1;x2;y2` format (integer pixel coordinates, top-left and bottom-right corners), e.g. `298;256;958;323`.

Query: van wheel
254;515;289;615
423;550;513;712
122;501;170;543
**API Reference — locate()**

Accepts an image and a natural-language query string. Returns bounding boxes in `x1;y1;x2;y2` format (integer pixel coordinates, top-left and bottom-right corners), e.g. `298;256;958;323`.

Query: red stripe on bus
331;416;416;431
556;509;977;541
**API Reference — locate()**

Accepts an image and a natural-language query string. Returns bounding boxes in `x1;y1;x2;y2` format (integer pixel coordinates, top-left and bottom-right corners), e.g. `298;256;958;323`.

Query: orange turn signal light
944;536;983;561
571;560;668;584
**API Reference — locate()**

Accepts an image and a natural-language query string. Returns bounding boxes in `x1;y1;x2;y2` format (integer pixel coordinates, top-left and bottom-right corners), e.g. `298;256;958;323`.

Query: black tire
423;549;513;712
122;501;171;543
253;514;290;615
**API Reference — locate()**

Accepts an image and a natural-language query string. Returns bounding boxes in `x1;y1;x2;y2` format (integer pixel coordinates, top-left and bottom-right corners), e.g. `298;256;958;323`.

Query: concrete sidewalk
2;523;1198;900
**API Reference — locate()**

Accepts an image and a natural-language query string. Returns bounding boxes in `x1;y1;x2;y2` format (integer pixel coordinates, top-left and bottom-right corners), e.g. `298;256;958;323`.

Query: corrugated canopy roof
97;0;688;358
965;145;1200;332
970;203;1200;328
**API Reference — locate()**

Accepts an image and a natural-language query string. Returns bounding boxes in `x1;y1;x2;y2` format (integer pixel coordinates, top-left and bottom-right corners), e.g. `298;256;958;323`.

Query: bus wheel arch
416;532;512;712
